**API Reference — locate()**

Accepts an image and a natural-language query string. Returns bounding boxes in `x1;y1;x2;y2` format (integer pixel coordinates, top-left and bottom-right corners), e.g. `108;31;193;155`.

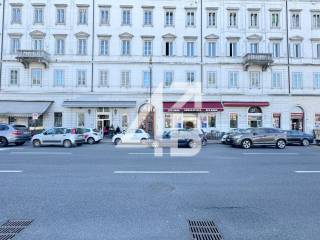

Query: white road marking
128;152;196;156
114;171;210;174
0;148;25;151
10;152;72;155
0;170;23;173
242;152;299;155
295;171;320;173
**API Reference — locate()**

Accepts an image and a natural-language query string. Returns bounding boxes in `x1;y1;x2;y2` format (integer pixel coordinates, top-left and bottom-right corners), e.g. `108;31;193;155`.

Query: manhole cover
0;220;33;240
188;220;223;240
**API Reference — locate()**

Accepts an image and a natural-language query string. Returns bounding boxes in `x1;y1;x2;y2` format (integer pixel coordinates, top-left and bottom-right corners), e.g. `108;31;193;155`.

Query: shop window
273;113;281;128
200;115;208;128
230;113;238;128
315;114;320;128
28;115;43;129
248;107;263;128
173;115;183;129
208;114;216;128
8;116;16;124
77;113;85;127
165;114;172;128
54;112;63;127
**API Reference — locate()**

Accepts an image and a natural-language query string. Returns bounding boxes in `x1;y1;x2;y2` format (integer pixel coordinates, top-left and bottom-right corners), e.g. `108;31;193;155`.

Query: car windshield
12;125;28;131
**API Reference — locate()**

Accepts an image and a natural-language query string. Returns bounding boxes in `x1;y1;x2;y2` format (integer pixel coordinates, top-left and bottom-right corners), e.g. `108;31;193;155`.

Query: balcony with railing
243;53;273;71
16;50;50;68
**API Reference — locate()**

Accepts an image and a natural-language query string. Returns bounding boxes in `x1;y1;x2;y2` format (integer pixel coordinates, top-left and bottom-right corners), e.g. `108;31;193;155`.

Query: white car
112;129;150;145
81;128;103;144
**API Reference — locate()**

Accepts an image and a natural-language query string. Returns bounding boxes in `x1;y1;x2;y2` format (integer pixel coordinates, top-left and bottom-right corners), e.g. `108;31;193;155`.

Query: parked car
112;129;150;145
221;128;246;144
80;128;103;144
0;123;31;147
230;128;287;149
32;127;84;148
152;129;203;148
284;130;314;146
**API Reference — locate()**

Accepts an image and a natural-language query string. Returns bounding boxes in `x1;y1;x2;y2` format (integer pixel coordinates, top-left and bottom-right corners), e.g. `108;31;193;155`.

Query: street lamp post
148;56;153;136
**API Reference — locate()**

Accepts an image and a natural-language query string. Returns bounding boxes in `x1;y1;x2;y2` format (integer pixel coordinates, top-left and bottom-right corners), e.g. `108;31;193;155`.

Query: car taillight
12;130;23;136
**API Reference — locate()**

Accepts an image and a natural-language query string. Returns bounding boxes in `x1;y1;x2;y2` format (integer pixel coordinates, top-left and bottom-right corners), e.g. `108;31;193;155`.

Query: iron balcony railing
243;53;273;71
16;50;50;68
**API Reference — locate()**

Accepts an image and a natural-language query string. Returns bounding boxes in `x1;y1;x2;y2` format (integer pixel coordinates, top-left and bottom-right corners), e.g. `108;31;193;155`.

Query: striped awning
0;101;53;117
62;101;136;108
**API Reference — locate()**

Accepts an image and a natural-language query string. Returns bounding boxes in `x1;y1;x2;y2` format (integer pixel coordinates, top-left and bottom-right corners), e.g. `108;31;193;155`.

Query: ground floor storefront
1;94;320;135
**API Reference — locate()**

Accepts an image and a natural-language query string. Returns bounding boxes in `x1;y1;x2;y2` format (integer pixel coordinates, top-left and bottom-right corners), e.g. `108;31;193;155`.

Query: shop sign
32;113;39;120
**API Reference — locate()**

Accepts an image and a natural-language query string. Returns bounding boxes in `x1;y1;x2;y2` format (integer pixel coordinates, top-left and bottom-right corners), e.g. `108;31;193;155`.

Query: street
0;142;320;240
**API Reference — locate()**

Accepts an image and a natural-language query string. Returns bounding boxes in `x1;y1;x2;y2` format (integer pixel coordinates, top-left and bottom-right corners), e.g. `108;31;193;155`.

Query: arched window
248;106;262;114
248;106;263;128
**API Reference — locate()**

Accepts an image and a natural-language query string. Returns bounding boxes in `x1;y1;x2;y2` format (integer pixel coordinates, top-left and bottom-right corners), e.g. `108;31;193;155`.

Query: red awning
163;102;224;112
223;101;270;107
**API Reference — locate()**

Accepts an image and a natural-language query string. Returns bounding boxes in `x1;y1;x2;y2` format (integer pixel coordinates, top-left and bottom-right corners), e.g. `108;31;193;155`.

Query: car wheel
87;137;95;145
276;139;286;149
241;139;252;149
15;142;25;146
140;138;147;144
33;139;41;147
152;140;160;148
63;140;72;148
114;138;122;145
188;140;197;148
301;139;310;146
0;137;8;147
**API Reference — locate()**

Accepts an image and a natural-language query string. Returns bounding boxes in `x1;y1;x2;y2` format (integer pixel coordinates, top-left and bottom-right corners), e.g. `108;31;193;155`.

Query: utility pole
285;0;291;95
0;0;6;91
148;56;153;136
91;0;95;92
200;0;203;95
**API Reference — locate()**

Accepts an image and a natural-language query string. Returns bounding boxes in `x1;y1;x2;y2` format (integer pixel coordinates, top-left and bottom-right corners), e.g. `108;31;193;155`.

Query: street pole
149;56;153;136
285;0;291;95
91;0;95;92
0;0;6;91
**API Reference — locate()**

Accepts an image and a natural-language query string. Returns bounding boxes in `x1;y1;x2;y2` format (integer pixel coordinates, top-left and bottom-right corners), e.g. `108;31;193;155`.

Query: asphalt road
0;141;320;240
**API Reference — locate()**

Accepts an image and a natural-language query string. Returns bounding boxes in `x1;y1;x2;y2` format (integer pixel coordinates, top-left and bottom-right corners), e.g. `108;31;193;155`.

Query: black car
284;130;314;146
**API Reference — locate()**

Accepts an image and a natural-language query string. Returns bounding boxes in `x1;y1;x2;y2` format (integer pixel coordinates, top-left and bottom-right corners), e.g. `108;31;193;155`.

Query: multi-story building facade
0;0;320;135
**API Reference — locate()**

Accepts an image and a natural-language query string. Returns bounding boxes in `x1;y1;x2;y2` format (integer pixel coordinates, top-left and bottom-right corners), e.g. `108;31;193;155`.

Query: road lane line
114;171;210;174
0;170;23;173
0;148;25;151
295;171;320;173
242;153;299;155
10;152;72;155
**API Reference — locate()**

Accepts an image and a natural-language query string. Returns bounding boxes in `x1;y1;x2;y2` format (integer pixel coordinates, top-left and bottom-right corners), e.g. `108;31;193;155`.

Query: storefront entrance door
97;114;111;135
183;114;197;129
291;117;304;131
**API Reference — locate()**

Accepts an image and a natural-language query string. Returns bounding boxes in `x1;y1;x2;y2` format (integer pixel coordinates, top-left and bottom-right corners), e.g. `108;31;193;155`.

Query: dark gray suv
0;124;31;147
230;128;287;149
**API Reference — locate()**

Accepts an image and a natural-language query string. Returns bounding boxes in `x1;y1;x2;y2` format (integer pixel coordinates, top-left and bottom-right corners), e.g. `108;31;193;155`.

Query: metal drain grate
0;220;33;240
188;220;223;240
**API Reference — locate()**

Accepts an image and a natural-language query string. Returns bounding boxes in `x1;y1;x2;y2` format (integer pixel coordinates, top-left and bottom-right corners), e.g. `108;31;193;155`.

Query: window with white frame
164;71;173;88
99;39;109;55
207;41;216;57
33;7;44;24
77;38;87;55
122;114;128;128
228;11;237;27
56;7;66;24
314;72;320;89
55;37;65;55
186;10;196;27
165;10;174;26
250;43;259;54
31;68;42;86
77;70;87;87
291;12;300;28
316;43;320;59
228;42;238;57
142;71;151;88
292;72;303;89
228;71;238;88
32;38;43;51
230;113;238;128
249;71;261;89
271;12;280;28
78;8;88;25
186;71;195;85
11;7;22;24
312;12;320;29
186;41;195;57
77;112;85;127
9;69;19;86
271;71;282;89
143;40;152;56
249;12;259;28
10;38;20;54
122;9;131;25
99;70;109;87
272;42;280;58
100;7;110;25
207;10;216;27
292;42;301;58
54;69;65;87
165;40;174;56
121;40;131;56
207;71;217;88
121;71;130;88
143;9;153;26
